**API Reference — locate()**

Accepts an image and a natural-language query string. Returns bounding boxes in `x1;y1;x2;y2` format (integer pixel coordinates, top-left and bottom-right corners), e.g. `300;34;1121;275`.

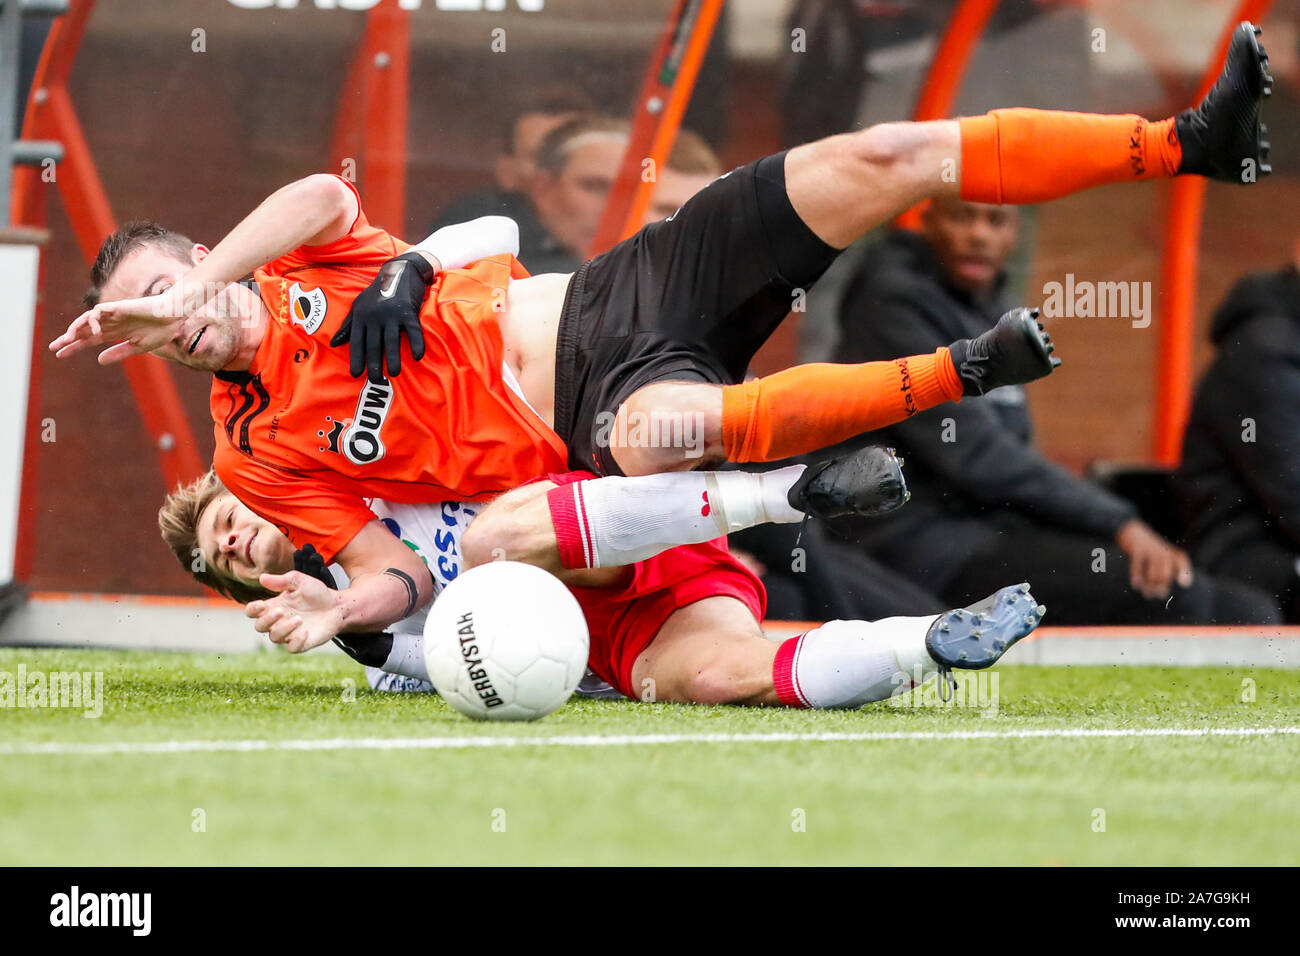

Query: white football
423;561;590;721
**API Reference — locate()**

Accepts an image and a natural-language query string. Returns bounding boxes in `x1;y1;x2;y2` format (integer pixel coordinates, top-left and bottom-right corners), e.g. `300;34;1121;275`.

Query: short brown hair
667;129;722;178
158;469;272;604
534;116;721;180
84;220;195;309
501;86;595;154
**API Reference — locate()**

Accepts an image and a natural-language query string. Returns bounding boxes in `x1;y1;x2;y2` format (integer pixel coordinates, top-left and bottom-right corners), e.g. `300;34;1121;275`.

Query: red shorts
535;472;767;698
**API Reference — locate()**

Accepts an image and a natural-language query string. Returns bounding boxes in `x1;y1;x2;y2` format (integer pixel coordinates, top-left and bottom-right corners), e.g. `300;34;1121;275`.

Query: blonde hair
667;129;722;178
158;469;272;604
536;115;722;180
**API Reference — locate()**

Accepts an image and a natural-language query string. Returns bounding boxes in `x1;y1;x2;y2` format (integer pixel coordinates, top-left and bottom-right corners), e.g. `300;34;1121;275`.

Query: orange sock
721;349;963;463
959;108;1182;204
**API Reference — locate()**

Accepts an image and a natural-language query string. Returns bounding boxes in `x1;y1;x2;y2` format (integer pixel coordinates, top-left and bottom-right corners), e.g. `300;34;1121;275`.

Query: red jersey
211;178;568;561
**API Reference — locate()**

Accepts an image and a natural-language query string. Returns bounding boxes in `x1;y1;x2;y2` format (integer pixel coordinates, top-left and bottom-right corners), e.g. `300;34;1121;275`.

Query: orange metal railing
329;0;410;236
587;0;725;256
895;0;999;233
10;0;205;582
11;0;205;495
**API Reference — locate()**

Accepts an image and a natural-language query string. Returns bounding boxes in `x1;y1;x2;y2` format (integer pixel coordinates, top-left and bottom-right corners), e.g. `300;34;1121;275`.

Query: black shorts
552;151;839;475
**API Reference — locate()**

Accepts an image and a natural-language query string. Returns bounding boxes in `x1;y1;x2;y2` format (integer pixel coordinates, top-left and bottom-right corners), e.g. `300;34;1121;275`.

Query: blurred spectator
525;115;630;272
645;130;722;223
829;197;1280;626
519;115;723;274
1174;255;1300;622
430;87;592;238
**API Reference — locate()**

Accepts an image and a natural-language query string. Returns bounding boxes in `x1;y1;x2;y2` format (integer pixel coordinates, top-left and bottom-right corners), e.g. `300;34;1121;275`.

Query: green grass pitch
1;648;1297;865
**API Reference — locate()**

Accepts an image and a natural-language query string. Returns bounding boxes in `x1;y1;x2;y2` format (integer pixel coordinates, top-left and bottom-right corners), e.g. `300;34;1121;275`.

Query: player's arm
181;174;359;295
332;520;436;633
332;216;521;383
50;175;360;363
248;520;434;654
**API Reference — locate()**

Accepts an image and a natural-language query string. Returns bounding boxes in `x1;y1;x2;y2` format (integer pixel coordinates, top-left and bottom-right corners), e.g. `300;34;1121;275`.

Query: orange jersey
211;179;568;561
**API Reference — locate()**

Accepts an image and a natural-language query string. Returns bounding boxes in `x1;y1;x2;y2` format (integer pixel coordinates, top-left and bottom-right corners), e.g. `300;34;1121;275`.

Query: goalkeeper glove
330;251;435;384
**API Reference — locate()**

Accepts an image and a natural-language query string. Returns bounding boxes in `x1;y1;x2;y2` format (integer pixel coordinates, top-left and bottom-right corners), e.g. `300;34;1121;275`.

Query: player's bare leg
460;482;629;588
783;120;962;249
460;445;909;575
632;584;1047;708
630;597;778;705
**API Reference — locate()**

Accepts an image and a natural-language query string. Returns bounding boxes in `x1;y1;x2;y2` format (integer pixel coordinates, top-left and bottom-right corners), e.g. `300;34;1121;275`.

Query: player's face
646;168;715;225
922;198;1020;294
99;244;250;372
534;137;625;255
196;492;295;590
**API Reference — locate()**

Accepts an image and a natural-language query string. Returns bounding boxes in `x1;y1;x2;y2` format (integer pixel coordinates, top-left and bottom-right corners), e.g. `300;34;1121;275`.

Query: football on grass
423;561;589;721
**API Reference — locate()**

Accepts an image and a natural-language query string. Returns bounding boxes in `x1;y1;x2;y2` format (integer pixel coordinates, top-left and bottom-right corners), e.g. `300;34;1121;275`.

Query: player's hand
246;569;343;654
50;289;185;363
330;251;435;383
1115;519;1194;600
48;280;231;365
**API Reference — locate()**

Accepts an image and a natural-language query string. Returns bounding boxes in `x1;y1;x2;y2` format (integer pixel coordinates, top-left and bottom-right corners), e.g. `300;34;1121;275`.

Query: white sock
381;632;430;682
773;616;942;709
550;465;806;569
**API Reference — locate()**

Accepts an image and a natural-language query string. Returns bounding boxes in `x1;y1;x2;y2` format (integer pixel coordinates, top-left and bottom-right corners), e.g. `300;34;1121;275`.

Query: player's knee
611;441;683;477
849;122;921;169
608;384;724;476
461;519;548;570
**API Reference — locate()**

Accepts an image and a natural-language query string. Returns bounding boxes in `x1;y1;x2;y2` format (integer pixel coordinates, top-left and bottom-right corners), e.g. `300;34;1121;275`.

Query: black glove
293;545;396;667
292;543;338;590
330;251;435;384
333;631;395;668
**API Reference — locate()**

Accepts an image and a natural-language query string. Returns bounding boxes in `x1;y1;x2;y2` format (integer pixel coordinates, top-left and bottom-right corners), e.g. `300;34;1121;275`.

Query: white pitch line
3;726;1299;756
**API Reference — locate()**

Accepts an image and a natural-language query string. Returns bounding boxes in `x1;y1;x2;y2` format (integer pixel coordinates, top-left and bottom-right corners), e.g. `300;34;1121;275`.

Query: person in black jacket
1174;259;1300;622
832;196;1280;625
